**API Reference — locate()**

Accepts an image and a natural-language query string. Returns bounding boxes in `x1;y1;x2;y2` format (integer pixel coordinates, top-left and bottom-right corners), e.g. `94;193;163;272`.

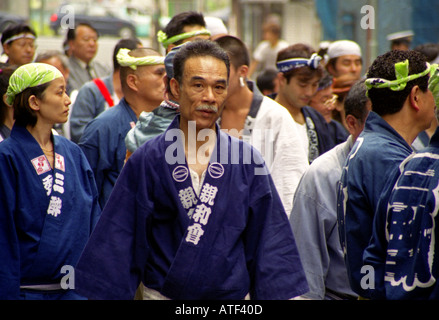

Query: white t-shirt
253;40;289;71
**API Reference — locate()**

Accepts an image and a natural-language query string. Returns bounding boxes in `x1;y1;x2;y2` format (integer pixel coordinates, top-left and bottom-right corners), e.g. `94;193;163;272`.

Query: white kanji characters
192;203;212;225
186;223;204;245
53;172;65;194
178;186;197;209
42;175;53;196
47;196;62;217
199;183;218;206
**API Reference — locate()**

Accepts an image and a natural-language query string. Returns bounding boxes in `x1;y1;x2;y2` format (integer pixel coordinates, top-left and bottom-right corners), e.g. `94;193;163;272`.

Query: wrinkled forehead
336;55;362;63
182;55;228;79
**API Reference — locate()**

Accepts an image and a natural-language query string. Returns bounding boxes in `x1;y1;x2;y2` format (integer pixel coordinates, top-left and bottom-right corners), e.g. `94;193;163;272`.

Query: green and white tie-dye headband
427;65;439;107
156;29;211;49
116;48;165;70
365;60;437;92
6;62;63;105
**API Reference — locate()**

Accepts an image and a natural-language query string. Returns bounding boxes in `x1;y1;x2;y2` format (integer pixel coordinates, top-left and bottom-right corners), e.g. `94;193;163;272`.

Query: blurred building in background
1;0;439;69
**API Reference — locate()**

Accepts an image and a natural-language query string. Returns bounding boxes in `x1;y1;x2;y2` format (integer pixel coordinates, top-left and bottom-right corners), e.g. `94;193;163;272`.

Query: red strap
93;78;114;107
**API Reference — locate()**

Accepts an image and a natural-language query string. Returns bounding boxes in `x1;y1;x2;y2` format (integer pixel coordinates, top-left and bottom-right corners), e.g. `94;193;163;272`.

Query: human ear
126;73;138;91
169;78;180;100
28;95;40;111
409;85;420;111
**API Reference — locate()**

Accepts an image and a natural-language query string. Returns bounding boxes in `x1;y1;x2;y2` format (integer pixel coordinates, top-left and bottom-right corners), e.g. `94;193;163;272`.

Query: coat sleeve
245;171;309;299
290;170;334;300
363;165;402;300
69;83;105;143
74;152;148;299
0;152;20;299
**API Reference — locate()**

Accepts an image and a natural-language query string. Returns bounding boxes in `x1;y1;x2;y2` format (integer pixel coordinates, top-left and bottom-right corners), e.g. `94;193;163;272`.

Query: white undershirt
297;122;309;158
189;168;206;196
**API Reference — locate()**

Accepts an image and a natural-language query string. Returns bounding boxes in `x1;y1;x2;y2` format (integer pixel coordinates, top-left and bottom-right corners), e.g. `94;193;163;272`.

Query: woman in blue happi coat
0;63;101;300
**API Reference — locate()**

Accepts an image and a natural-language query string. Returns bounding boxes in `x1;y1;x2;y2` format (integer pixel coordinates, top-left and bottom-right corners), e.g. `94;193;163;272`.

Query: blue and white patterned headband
277;53;322;73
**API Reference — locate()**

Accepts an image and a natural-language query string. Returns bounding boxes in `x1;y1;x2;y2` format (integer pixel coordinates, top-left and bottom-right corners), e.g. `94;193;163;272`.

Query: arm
70;84;105;143
0;153;20;299
78;118;112;208
245;170;309;299
74;152;147;299
290;173;334;300
266;106;309;216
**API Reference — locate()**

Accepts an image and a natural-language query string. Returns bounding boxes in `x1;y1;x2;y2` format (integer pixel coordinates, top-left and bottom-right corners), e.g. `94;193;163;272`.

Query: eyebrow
190;76;227;85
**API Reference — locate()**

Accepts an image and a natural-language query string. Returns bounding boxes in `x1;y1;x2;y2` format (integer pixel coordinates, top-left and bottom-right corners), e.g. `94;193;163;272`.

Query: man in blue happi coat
336;49;437;298
290;80;371;300
78;47;165;208
363;66;439;300
75;39;308;300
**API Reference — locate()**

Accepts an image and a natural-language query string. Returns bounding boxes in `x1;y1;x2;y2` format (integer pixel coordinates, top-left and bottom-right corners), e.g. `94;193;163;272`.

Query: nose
351;62;361;74
203;86;216;102
65;93;71;106
326;101;336;111
304;85;316;98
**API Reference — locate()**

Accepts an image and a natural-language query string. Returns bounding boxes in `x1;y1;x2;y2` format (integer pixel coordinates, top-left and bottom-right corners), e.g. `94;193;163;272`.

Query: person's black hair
65;22;99;44
413;43;439;63
366;49;429;116
256;69;278;93
317;70;333;91
163;11;206;46
276;43;323;82
1;23;36;45
13;82;51;128
112;38;142;70
344;79;369;122
0;63;17;125
213;35;250;69
172;39;230;85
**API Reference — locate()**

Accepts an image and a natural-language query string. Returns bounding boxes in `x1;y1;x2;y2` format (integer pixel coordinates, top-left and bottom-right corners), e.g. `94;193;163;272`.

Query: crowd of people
1;9;439;301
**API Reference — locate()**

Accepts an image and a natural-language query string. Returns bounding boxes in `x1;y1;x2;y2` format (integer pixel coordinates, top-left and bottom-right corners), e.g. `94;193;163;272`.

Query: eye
194;83;203;89
215;84;226;91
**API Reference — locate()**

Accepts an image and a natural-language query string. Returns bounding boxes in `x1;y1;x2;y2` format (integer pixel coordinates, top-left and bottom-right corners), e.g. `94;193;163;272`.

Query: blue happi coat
336;111;414;297
364;128;439;300
0;125;101;300
78;97;138;209
75;116;308;300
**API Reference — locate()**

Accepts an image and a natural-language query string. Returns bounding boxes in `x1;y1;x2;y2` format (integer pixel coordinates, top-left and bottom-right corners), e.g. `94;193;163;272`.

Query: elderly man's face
70;25;98;64
171;55;228;132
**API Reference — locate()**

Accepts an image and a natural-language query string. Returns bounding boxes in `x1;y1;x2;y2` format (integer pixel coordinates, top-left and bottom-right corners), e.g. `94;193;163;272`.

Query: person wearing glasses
309;71;349;146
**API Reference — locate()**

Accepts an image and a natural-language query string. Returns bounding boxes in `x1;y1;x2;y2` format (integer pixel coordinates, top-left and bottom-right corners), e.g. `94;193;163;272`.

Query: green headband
428;64;439;107
6;62;63;106
157;29;211;48
365;60;435;92
116;48;165;70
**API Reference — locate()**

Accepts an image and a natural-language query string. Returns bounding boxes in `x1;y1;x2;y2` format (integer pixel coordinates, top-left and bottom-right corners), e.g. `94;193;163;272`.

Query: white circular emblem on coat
172;165;189;182
208;162;224;179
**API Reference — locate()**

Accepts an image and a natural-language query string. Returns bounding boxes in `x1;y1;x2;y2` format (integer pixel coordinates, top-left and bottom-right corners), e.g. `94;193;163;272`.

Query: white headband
327;40;362;60
3;32;36;45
